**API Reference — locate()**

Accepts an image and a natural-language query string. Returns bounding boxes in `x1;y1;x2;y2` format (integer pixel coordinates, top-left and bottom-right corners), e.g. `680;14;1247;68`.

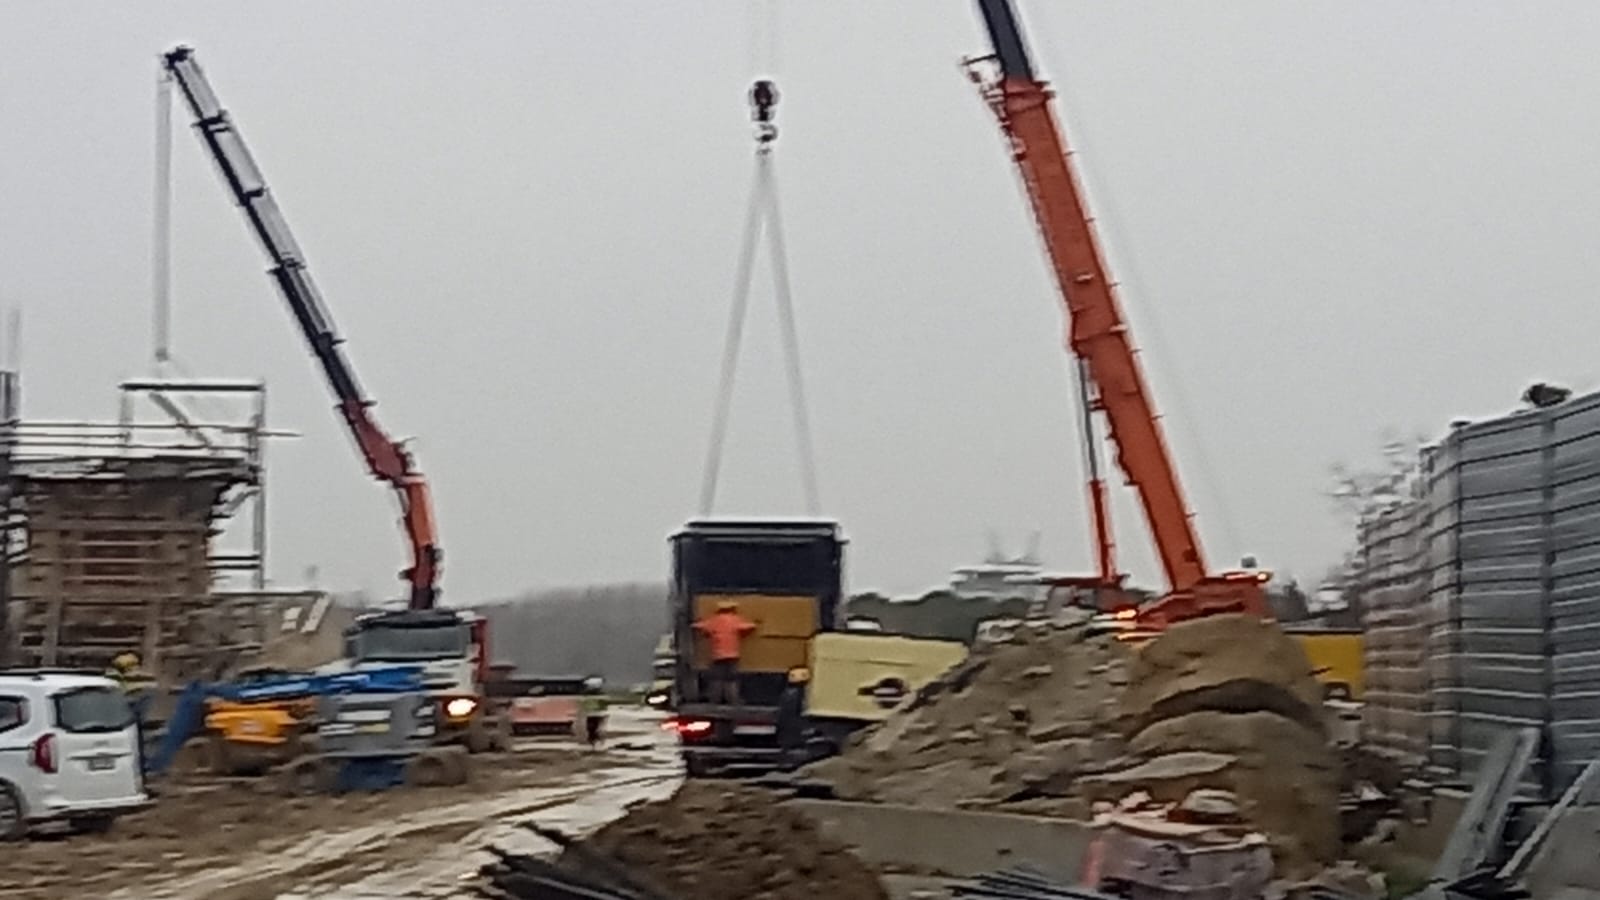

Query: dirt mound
1126;710;1341;874
1119;613;1325;734
799;615;1342;879
801;625;1134;808
566;782;886;900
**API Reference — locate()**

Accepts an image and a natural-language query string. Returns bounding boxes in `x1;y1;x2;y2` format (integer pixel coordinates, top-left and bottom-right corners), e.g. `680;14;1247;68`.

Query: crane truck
965;1;1271;628
163;47;509;753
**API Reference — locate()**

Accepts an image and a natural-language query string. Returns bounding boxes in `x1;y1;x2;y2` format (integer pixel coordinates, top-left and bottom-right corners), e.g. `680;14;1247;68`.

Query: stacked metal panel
1346;389;1600;798
1357;492;1430;764
1424;410;1552;790
1547;394;1600;792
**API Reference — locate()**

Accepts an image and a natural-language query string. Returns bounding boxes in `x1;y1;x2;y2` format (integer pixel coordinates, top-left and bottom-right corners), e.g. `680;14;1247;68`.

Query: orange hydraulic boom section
164;47;441;610
966;0;1266;625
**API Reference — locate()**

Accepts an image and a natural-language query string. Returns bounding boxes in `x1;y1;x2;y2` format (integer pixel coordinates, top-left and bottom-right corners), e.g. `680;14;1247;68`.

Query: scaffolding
0;376;302;680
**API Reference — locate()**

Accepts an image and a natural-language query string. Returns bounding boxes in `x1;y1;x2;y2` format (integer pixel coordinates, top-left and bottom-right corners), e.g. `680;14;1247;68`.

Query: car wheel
0;782;26;841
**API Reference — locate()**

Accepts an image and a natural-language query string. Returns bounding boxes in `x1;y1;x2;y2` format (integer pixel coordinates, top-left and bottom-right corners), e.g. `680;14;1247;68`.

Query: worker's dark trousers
709;659;740;704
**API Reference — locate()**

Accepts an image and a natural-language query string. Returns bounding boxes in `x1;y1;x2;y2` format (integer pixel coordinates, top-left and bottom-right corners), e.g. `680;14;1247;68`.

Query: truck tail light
670;717;712;737
30;733;57;774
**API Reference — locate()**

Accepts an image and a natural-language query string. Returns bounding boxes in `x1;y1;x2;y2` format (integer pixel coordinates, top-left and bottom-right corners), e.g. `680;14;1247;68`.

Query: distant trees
477;583;670;686
845;590;1034;643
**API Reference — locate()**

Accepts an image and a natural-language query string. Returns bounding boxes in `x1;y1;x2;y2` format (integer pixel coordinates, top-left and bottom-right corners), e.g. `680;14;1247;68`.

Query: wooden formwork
3;455;253;680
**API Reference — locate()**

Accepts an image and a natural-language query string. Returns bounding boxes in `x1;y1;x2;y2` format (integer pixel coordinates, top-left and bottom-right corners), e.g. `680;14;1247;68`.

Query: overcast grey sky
4;2;1600;601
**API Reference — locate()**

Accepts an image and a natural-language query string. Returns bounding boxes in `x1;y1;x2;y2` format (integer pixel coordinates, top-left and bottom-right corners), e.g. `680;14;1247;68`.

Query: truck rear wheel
279;756;332;796
408;747;468;787
170;737;211;776
487;714;513;753
206;734;237;776
465;721;491;754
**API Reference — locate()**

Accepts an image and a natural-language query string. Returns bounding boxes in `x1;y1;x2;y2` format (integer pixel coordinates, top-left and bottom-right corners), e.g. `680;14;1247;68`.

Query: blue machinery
145;665;426;782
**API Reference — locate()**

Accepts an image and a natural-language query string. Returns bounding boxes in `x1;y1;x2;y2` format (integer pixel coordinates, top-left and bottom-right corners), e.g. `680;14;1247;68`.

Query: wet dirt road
8;708;681;900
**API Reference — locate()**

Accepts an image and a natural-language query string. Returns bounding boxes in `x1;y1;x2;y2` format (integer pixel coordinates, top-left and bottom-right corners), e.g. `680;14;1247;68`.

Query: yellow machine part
692;594;817;674
1121;624;1364;700
1281;628;1364;700
204;699;308;747
806;632;967;722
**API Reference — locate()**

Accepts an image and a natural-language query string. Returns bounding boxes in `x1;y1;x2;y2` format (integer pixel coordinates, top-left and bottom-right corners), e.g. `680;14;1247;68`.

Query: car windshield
353;624;468;661
53;686;135;733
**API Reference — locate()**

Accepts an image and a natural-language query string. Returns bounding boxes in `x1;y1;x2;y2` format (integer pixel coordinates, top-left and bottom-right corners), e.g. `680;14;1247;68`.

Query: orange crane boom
164;47;441;610
967;1;1266;624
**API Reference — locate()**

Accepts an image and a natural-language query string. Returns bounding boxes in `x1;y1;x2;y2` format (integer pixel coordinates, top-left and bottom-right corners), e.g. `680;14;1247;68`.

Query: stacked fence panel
1549;394;1600;792
1357;493;1429;764
1348;391;1600;798
1426;411;1552;792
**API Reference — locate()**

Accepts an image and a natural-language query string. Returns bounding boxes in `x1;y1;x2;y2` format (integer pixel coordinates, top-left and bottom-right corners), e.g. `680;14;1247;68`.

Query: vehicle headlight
445;697;477;719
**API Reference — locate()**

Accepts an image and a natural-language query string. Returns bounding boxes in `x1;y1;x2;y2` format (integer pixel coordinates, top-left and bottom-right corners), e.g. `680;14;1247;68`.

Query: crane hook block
750;79;779;144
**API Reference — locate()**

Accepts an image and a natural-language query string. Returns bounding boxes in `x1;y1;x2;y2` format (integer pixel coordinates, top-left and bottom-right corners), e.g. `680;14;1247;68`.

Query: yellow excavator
189;668;318;775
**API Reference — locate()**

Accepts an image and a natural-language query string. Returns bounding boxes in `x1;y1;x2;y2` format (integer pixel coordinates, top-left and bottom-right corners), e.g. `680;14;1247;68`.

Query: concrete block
787;798;1093;884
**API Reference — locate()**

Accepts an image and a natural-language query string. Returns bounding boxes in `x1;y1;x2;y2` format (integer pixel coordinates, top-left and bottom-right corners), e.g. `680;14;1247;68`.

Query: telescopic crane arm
966;2;1265;622
163;46;440;610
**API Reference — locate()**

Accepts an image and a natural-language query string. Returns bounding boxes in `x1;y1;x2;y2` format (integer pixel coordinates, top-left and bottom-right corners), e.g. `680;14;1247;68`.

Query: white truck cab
329;608;509;752
0;670;150;839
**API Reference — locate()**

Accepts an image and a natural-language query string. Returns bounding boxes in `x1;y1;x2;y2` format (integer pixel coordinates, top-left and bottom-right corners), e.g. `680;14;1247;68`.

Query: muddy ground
4;710;681;900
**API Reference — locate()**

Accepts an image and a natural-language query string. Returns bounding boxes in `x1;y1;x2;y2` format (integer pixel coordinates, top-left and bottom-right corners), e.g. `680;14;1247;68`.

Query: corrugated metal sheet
1418;394;1600;797
1357;491;1430;764
1353;390;1600;797
1426;410;1550;790
1548;394;1600;791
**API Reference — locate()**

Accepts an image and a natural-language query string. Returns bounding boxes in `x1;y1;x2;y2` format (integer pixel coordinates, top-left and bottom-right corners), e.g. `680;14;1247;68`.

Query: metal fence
1355;390;1600;798
1356;493;1429;765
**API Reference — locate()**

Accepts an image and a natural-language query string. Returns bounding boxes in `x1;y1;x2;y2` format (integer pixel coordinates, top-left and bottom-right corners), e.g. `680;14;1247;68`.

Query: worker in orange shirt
694;600;757;705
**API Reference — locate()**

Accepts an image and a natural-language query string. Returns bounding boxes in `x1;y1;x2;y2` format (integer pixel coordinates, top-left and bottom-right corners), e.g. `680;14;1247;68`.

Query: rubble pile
803;614;1342;876
1085;789;1276;898
802;625;1135;809
559;782;888;900
1113;615;1340;873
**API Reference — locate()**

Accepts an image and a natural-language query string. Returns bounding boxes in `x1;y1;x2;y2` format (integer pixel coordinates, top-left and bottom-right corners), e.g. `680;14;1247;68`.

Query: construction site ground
2;707;682;900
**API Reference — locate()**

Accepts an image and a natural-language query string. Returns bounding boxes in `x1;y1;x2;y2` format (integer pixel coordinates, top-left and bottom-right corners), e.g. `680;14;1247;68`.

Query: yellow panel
1127;626;1365;700
1289;632;1365;699
691;594;818;673
806;632;967;721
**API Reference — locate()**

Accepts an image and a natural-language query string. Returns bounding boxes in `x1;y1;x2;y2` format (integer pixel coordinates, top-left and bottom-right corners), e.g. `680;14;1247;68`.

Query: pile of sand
562;782;887;900
802;615;1342;877
801;625;1134;810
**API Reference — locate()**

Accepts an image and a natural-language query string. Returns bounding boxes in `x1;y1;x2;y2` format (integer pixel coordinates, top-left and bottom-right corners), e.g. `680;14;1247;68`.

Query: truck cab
667;518;843;776
334;608;509;752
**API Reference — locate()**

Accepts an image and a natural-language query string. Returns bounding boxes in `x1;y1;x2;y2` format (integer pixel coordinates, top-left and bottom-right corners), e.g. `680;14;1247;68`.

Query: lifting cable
698;73;822;517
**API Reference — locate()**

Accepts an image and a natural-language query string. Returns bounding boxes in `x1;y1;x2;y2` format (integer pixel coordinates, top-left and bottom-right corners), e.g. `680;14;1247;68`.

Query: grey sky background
4;2;1600;602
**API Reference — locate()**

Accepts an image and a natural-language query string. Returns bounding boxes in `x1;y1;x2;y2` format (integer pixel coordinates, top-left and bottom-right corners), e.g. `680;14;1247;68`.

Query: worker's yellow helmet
112;652;140;672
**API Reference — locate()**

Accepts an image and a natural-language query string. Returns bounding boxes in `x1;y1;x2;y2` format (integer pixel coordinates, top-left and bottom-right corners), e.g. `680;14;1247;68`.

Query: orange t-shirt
696;611;756;661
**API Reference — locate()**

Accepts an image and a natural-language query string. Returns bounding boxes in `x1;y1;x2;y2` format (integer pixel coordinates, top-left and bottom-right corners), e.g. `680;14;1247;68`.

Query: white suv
0;670;150;839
